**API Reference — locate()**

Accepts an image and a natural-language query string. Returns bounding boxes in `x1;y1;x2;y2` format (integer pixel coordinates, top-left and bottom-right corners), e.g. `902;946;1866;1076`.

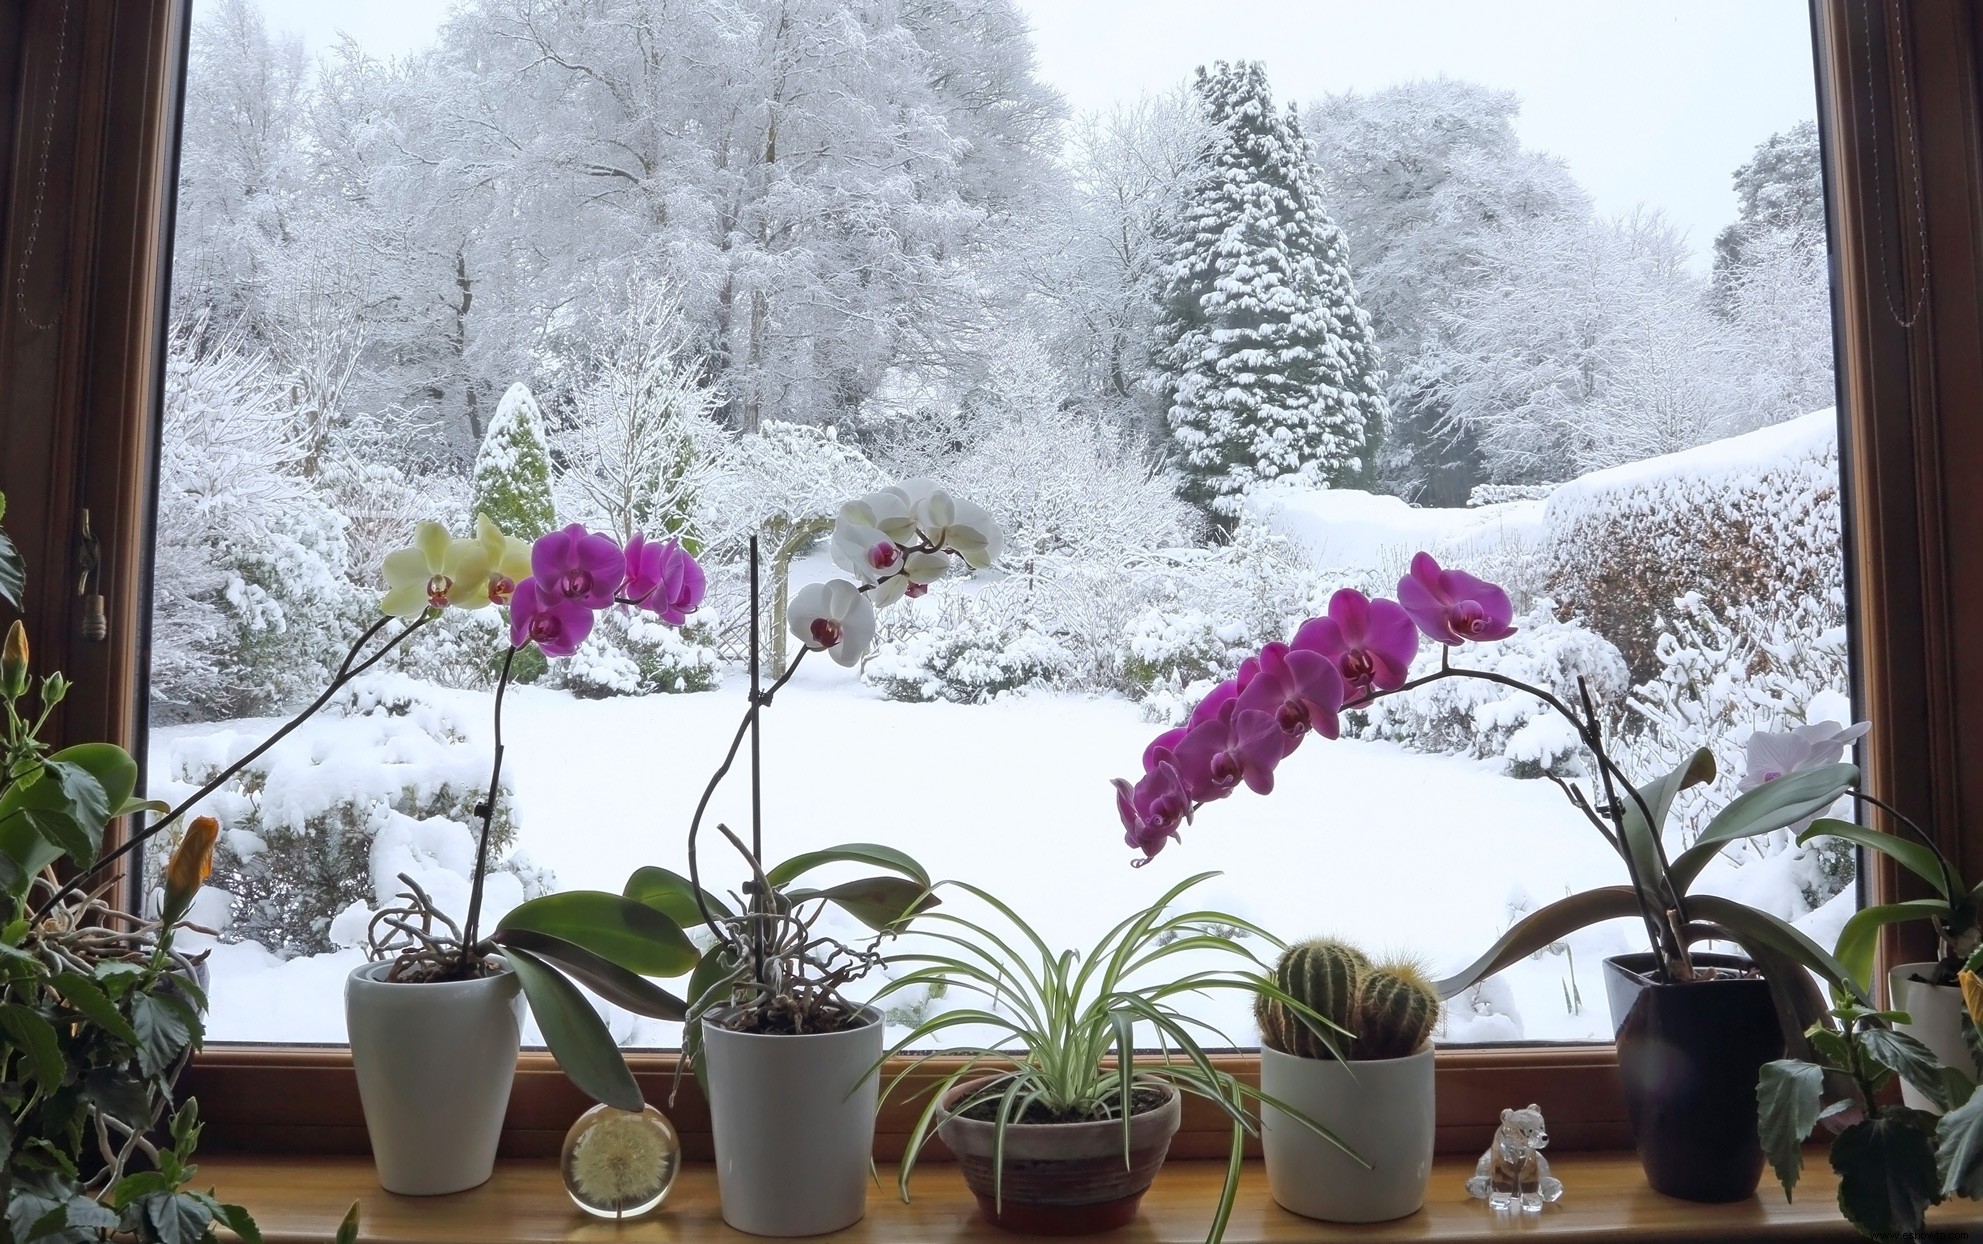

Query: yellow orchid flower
380;521;494;618
476;515;533;607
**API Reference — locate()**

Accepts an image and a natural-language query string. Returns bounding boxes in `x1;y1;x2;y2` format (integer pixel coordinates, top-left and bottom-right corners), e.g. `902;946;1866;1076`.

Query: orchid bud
162;816;220;928
1;621;27;700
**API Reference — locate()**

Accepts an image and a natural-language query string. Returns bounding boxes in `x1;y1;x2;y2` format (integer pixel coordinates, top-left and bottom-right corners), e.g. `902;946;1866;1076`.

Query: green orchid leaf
766;842;930;889
1859;1027;1951;1111
1684;894;1862;1003
624;865;733;925
0;1004;62;1088
1833;901;1951;1000
1832;1111;1940;1238
494;890;695;978
1797;818;1952;898
786;875;938;933
1669;764;1860;893
504;946;644;1113
1938;1084;1983;1198
51;971;137;1046
1618;748;1715;904
1757;1059;1823;1201
0;526;22;610
490;928;688;1021
1433;887;1643;998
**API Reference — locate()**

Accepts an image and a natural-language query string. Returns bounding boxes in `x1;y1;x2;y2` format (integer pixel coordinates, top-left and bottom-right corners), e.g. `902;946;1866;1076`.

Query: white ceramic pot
344;960;523;1195
702;1006;883;1237
1891;961;1969;1114
1260;1044;1436;1223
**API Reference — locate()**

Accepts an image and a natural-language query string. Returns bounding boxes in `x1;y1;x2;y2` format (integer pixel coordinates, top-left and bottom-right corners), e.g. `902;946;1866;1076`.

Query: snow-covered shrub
561;611;720;698
1352;601;1630;776
1118;608;1243;698
151;329;359;723
1542;409;1843;680
316;452;461;592
863;583;1072;704
148;676;541;957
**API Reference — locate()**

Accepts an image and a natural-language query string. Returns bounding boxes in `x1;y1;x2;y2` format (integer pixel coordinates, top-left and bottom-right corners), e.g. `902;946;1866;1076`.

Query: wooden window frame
0;0;1979;1162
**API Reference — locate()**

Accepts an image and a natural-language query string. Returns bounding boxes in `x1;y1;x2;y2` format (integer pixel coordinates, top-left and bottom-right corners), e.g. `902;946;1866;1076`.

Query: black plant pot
1602;952;1783;1203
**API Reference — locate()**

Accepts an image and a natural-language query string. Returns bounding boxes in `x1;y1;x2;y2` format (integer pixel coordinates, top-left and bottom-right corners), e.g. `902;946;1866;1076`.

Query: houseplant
1253;938;1440;1222
0;492;264;1242
1109;553;1864;1201
652;480;996;1237
874;873;1353;1241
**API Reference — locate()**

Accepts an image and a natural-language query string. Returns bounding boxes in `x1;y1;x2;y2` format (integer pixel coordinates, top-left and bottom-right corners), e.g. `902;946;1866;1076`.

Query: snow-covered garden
153;0;1845;1048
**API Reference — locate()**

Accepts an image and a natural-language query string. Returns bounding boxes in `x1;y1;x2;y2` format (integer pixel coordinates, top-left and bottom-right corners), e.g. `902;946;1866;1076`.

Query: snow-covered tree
1711;121;1826;311
1305;79;1586;504
557;286;718;545
471;383;556;538
1153;61;1387;526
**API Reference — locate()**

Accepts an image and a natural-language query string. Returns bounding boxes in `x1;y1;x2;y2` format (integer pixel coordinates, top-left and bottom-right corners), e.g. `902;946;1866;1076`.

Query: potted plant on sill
1253;938;1440;1223
874;873;1353;1241
645;481;1000;1237
1108;553;1865;1203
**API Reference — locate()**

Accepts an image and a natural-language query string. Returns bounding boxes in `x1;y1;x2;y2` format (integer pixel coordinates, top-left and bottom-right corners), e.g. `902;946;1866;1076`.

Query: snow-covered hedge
563;613;721;698
148;677;546;957
1352;601;1630;776
1541;409;1843;679
863;583;1072;704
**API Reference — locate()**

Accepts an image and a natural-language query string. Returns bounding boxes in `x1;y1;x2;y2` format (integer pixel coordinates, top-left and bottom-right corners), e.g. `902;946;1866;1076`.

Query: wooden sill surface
198;1152;1983;1242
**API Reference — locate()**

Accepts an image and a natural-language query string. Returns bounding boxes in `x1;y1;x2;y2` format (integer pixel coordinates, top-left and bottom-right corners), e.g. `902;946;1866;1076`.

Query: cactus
1255;938;1439;1061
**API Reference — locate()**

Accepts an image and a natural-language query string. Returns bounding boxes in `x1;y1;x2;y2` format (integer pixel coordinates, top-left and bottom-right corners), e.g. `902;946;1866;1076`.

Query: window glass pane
151;0;1847;1047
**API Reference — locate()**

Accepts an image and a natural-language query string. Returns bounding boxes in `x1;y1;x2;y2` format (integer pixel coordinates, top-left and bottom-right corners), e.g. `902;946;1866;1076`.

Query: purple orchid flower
1396;552;1517;645
1293;589;1419;702
1113;754;1190;863
1187;654;1263;729
1172;699;1285;803
532;524;625;611
1143;727;1187;773
622;533;707;625
1238;641;1346;750
509;577;596;657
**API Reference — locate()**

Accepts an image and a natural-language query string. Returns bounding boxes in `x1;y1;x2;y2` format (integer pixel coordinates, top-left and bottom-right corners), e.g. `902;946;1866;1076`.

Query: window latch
77;508;104;643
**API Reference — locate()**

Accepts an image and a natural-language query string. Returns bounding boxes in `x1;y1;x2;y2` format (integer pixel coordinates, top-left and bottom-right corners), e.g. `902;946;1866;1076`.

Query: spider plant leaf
765;842;929;889
504;945;643;1113
1670;764;1861;892
1110;1009;1137;1169
1211;1117;1245;1244
1433;886;1643;997
1794;819;1952;899
623;865;734;924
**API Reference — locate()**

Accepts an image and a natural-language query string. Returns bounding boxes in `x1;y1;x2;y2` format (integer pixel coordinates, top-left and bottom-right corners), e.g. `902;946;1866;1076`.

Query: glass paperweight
561;1102;681;1219
1464;1104;1564;1212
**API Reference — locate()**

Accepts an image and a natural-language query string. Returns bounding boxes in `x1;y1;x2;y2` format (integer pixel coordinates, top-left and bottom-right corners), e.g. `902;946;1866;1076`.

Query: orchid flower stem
32;613;430;925
459;645;517;971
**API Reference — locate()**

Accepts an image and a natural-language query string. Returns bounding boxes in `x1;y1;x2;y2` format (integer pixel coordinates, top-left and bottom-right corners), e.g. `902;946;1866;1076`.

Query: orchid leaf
1757;1058;1823;1200
1432;886;1643;998
1796;818;1952;898
1832;1111;1939;1238
490;928;688;1021
0;525;21;610
1683;894;1861;1002
624;865;733;925
786;875;938;933
1668;764;1859;893
766;843;929;889
504;946;643;1113
1616;748;1714;903
1833;900;1951;999
494;890;695;978
1937;1085;1983;1198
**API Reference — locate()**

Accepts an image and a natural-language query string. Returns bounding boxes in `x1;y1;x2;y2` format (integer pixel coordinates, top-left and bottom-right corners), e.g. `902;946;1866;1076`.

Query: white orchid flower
847;489;919;546
381;521;494;619
789;579;877;667
831;516;904;585
1739;719;1872;792
911;486;1003;569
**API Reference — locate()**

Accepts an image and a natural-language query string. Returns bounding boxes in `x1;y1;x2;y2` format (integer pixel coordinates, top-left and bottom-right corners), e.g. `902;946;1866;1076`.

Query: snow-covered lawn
160;664;1848;1049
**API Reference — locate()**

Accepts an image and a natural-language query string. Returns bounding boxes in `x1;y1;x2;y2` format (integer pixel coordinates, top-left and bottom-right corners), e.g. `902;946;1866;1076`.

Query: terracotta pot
1890;961;1968;1114
1259;1044;1434;1222
935;1077;1181;1235
1603;952;1782;1203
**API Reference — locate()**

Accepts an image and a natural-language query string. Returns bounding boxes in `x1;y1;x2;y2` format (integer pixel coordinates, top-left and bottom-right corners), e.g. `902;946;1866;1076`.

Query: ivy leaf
1757;1059;1824;1200
1858;1026;1951;1112
1832;1111;1941;1238
0;1003;65;1089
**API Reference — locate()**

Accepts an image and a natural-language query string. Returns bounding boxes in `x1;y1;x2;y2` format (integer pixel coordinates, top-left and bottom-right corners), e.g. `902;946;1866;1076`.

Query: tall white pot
1260;1045;1435;1223
702;1007;882;1237
344;961;523;1195
1892;962;1968;1114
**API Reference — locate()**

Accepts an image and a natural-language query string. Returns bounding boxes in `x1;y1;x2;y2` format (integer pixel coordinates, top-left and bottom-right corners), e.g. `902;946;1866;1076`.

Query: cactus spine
1256;938;1439;1061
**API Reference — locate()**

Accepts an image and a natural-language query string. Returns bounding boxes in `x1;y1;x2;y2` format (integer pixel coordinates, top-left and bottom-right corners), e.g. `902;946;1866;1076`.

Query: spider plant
871;872;1357;1244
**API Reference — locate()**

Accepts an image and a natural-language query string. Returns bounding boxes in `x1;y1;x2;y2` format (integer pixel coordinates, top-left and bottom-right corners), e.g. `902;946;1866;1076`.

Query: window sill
198;1151;1958;1242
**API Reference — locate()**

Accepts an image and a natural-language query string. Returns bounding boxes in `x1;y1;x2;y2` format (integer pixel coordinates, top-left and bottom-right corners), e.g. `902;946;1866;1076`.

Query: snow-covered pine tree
471;382;557;538
1153;61;1387;526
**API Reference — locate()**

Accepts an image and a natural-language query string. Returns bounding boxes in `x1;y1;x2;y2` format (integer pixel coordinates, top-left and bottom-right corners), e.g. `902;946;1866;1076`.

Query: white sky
259;0;1821;268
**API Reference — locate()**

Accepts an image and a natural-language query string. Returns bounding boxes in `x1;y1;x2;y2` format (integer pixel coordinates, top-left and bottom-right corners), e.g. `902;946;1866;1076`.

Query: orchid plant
1111;553;1868;1047
630;480;999;1090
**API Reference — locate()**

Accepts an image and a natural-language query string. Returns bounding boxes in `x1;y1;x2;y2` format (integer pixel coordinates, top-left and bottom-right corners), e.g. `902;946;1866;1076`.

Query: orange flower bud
162;816;219;926
1;620;26;699
1961;969;1983;1031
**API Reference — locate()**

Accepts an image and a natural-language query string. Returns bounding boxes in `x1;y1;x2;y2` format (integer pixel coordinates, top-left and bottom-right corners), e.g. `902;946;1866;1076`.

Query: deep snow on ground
163;662;1843;1050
